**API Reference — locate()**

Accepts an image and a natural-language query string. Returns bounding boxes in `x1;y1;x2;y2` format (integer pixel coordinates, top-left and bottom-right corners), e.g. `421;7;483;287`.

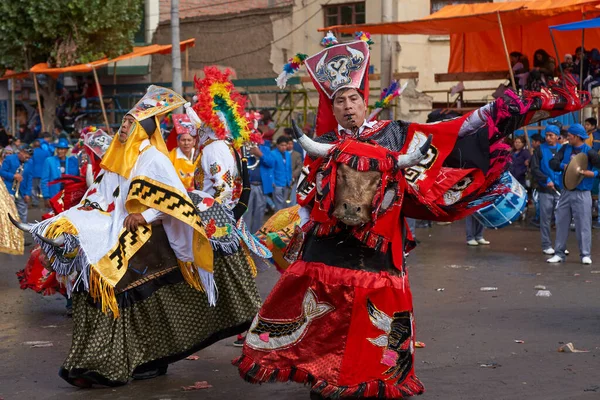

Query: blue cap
545;125;560;136
55;138;70;149
567;123;589;140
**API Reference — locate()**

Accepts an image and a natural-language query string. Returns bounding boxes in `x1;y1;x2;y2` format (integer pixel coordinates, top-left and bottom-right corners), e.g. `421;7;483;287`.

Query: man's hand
13;173;23;183
249;146;263;158
23;195;31;204
578;169;596;178
547;181;555;190
123;213;147;232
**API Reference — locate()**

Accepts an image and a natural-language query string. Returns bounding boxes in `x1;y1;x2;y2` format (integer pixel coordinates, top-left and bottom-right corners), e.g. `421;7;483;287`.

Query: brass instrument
12;164;24;199
242;143;260;170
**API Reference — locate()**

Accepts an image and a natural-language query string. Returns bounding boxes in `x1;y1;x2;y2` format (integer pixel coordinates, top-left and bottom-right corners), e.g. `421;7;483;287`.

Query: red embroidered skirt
234;260;424;398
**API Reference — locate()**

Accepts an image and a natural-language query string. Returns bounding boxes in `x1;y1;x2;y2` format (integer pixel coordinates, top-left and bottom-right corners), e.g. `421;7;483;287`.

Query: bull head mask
290;120;432;170
291;120;432;227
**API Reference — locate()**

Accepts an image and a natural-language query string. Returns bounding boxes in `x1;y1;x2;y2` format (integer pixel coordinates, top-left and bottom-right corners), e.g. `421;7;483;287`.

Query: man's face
277;142;288;153
286;141;294;152
584;121;596;132
119;115;136;143
332;89;367;131
567;133;582;146
177;133;195;154
532;140;541;149
546;132;558;146
56;148;68;159
18;151;31;163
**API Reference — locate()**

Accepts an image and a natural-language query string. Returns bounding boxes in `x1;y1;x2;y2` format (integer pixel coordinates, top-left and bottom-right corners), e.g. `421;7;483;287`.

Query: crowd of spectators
243;111;306;234
510;47;600;93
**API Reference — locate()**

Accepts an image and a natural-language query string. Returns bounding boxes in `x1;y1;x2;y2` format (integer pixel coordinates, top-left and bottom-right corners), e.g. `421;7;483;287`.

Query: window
324;2;365;36
430;0;491;14
133;6;146;44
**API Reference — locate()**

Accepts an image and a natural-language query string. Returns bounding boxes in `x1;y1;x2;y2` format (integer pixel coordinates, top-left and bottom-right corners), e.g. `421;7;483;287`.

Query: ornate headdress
276;31;373;136
102;85;184;179
192;67;258;150
127;85;186;122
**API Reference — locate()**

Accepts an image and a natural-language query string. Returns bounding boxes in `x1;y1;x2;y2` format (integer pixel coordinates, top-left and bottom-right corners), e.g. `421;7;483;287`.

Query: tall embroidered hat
127;85;186;122
275;31;372;136
172;114;197;137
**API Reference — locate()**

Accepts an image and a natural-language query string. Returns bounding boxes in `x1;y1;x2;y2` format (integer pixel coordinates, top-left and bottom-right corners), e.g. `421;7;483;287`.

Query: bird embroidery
366;299;413;384
246;288;333;351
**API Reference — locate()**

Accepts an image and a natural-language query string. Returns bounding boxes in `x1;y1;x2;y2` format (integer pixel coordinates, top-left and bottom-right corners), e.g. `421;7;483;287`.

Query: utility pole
380;0;393;119
171;0;183;112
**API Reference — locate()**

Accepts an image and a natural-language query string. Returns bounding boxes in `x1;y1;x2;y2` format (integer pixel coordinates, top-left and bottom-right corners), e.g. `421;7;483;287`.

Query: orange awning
0;70;30;81
28;39;195;76
320;0;600;73
321;0;600;35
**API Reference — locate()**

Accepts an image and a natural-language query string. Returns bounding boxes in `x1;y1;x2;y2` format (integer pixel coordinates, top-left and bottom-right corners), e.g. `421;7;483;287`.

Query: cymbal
562;152;588;190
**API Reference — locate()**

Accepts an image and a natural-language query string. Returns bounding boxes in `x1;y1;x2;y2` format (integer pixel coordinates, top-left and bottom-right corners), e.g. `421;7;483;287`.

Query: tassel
89;268;120;318
321;31;339;47
354;31;374;46
178;259;218;306
275;53;308;89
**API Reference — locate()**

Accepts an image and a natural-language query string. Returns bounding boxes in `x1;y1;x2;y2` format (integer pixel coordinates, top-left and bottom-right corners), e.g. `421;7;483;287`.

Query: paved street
1;213;599;400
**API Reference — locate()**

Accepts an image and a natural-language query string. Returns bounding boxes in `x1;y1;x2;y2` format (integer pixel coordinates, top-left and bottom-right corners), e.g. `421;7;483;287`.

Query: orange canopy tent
28;38;195;76
0;70;29;81
4;39;195;132
320;0;600;74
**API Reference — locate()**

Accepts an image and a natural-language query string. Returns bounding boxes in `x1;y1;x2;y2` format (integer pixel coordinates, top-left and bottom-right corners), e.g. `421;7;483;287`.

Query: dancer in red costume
234;32;589;399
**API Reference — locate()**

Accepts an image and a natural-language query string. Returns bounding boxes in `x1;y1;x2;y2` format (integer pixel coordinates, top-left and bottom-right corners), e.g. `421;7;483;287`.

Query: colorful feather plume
375;80;406;109
367;81;408;122
355;31;374;46
320;31;339;48
193;67;252;149
275;53;308;89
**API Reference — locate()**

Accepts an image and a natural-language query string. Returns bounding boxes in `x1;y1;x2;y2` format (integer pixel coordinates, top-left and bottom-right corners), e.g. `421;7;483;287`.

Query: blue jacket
272;148;292;187
32;139;54;178
592;129;600;152
41;156;79;199
550;143;600;191
531;143;562;193
0;154;33;196
248;144;275;195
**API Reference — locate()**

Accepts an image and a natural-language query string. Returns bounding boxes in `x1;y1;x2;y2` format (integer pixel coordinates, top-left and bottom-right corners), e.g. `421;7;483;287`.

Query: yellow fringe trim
178;259;205;292
89;268;120;319
243;245;257;278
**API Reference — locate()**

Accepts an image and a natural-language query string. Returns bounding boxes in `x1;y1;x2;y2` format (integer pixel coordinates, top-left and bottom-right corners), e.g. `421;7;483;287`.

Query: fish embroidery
366;299;413;384
246;288;333;351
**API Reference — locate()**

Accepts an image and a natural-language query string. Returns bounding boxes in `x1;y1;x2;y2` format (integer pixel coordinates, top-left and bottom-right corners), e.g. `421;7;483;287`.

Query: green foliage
0;0;144;70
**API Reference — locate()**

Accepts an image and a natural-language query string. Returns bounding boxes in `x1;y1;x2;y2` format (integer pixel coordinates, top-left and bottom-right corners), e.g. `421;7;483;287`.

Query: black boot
132;364;168;380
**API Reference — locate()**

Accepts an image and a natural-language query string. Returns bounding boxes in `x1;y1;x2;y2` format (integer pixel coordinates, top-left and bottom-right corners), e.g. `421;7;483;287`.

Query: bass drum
474;172;528;229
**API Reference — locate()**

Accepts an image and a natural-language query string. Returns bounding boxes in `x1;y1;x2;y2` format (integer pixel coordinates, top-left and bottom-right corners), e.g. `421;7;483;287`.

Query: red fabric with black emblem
235;260;424;398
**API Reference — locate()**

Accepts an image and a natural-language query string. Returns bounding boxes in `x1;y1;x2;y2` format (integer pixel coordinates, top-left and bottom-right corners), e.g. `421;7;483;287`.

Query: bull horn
397;134;433;169
291;119;334;158
37;234;66;247
8;213;34;232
